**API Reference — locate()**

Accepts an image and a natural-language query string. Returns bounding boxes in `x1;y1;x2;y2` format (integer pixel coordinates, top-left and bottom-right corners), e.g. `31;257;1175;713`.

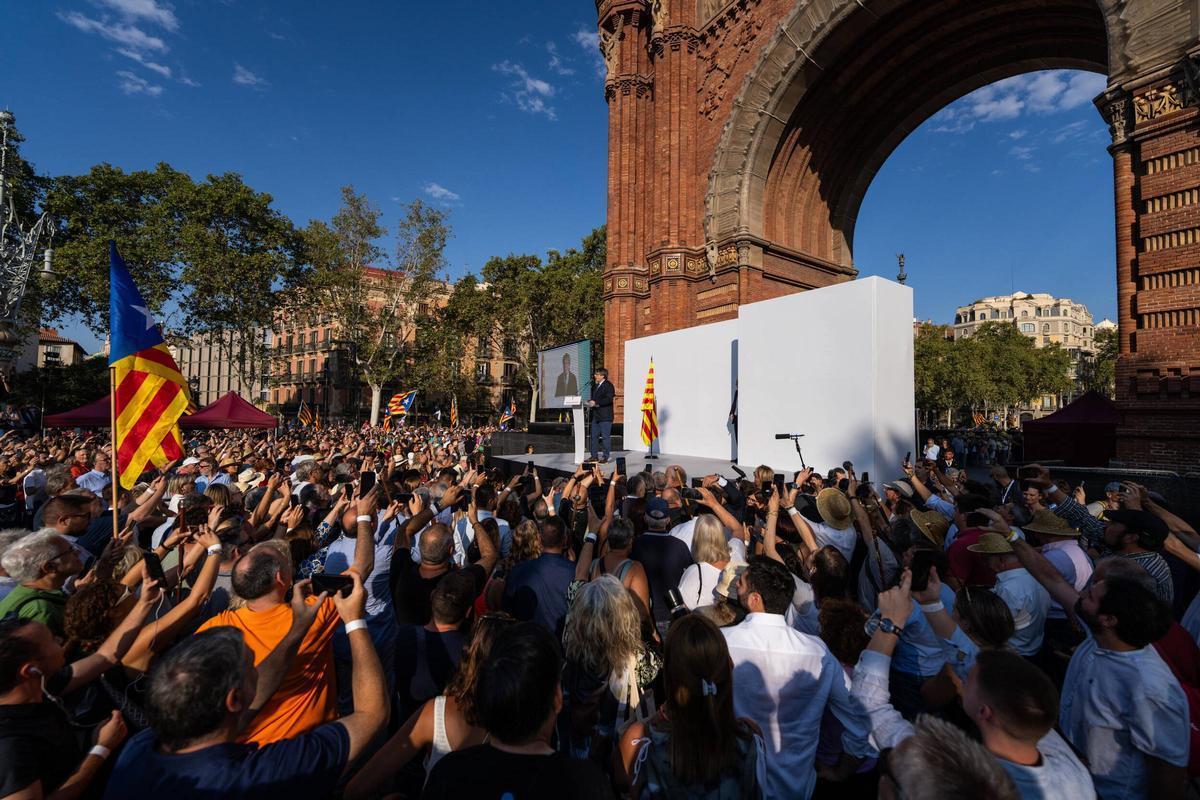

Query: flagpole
108;366;120;540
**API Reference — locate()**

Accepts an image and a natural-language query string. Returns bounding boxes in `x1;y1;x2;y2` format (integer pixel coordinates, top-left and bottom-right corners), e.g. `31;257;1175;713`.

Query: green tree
6;356;108;414
1078;326;1118;397
294;189;450;424
442;226;605;421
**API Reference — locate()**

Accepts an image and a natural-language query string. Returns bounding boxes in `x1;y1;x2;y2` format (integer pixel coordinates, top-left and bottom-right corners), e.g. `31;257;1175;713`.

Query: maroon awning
182;392;277;429
43;396;112;428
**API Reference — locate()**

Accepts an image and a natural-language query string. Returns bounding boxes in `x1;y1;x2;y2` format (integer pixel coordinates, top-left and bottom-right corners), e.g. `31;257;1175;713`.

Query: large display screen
538;340;592;409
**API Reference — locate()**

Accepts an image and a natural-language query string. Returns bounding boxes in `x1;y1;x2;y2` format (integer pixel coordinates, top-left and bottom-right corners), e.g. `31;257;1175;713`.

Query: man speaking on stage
587;367;614;462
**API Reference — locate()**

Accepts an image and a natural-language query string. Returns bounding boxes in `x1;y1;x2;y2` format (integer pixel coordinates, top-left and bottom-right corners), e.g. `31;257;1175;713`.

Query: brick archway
599;0;1200;470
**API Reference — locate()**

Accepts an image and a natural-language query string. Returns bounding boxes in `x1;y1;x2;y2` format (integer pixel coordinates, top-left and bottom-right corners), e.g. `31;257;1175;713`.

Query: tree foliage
914;321;1076;426
1077;326;1117;398
6;356;108;414
440;227;605;419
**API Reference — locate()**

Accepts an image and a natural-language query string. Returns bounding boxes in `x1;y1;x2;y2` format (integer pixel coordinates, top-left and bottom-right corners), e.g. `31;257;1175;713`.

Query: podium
563;395;586;463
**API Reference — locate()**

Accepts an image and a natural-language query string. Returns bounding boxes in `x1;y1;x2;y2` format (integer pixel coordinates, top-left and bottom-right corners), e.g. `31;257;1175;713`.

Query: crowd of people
1;421;1197;799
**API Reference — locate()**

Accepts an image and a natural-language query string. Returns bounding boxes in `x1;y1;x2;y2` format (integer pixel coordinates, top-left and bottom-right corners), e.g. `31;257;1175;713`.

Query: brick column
1099;67;1200;472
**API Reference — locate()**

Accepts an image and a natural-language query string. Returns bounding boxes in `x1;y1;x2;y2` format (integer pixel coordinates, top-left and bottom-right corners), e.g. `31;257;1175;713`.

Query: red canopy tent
43;396;112;428
1021;391;1121;467
182;392;276;429
44;392;276;430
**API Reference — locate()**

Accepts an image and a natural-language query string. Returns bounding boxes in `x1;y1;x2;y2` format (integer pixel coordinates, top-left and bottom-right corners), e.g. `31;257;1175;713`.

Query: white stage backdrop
622;277;913;481
622;319;738;461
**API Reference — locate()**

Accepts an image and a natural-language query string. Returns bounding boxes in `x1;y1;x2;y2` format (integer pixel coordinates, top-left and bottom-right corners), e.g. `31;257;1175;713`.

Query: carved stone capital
1096;90;1132;146
604;74;654;101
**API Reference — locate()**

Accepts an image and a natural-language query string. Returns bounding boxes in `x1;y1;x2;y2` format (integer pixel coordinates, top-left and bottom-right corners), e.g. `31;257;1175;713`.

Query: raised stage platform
490;448;749;482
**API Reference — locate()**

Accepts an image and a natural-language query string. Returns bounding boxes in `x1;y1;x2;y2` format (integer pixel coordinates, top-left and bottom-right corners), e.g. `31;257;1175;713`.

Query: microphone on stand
775;433;805;440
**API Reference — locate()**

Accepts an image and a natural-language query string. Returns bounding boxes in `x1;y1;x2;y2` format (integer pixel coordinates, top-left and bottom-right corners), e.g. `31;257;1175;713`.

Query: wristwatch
878;618;904;637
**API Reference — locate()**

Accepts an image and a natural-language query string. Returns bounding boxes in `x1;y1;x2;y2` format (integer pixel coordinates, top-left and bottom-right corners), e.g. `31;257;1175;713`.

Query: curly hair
509;519;542;566
444;612;516;725
563;574;642;680
64;581;126;659
818;599;870;665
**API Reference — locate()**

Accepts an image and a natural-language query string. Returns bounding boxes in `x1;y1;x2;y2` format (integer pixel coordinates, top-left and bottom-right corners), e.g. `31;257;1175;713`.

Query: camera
665;588;689;622
680;487;703;501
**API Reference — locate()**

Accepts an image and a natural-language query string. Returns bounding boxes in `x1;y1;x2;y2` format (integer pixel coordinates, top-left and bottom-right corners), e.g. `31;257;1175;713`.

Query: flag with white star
108;241;194;489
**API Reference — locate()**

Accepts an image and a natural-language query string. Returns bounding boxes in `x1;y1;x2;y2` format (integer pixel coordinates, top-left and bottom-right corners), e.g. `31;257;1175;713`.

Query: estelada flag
108;241;194;489
499;397;516;427
296;399;313;427
389;390;417;416
640;358;658;446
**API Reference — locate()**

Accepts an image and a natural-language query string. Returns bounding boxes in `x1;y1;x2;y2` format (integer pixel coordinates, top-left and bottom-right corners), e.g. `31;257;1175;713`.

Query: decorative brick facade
599;0;1200;471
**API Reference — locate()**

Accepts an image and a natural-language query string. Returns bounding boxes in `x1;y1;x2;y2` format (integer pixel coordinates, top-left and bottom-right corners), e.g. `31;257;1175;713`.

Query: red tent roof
183;392;277;429
1022;391;1121;428
45;392;276;430
43;396;112;428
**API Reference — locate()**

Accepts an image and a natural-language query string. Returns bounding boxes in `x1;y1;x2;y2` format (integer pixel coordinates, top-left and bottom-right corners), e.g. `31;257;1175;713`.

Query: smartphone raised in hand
311;573;354;598
142;549;167;583
358;470;376;498
909;549;936;593
616;456;627;477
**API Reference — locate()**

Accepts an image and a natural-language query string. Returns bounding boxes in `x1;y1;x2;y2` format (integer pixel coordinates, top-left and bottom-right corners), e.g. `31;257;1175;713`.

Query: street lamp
0;110;54;372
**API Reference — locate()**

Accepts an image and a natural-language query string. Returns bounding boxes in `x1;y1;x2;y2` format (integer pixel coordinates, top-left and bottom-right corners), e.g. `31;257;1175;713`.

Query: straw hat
967;532;1014;555
910;509;950;547
1021;510;1079;538
715;562;748;601
218;456;241;470
235;468;265;494
815;488;853;530
885;481;914;499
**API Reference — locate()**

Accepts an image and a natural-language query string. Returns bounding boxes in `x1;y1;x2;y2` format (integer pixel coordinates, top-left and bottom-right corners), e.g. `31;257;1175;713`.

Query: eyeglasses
44;547;74;566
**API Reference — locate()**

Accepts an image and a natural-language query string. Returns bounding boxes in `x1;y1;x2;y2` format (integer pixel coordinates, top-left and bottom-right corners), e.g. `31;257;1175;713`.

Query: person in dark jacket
588;368;615;463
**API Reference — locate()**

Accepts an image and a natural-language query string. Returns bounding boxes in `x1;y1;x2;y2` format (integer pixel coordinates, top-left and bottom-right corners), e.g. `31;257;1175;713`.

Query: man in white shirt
722;558;872;798
854;575;1094;799
789;485;858;562
1006;532;1189;799
922;438;940;461
449;479;510;565
967;533;1050;658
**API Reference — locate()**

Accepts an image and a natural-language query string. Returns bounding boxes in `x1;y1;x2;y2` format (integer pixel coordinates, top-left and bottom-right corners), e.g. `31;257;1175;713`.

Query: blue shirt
503;553;575;636
892;583;956;677
103;723;349;799
75;469;111;495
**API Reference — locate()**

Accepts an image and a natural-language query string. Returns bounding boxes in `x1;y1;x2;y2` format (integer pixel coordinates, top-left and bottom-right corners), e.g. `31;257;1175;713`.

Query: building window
476;362;491;381
1042;323;1050;333
1041;395;1055;410
1021;310;1028;318
503;362;518;381
1020;323;1035;333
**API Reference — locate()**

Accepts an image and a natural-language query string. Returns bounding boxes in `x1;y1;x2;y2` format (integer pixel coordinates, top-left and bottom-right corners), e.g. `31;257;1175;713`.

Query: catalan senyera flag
382;415;392;432
297;399;313;427
640;358;658;447
498;397;516;428
450;395;458;428
313;407;321;430
389;390;417;417
108;241;194;490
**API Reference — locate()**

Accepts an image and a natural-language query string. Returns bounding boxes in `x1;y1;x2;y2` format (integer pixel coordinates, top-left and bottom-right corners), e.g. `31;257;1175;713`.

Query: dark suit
589;379;615;459
554;370;578;398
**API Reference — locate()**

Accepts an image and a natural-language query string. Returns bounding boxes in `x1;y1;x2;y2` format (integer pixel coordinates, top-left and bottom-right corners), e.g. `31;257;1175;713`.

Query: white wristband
88;745;111;760
717;477;727;488
344;618;368;634
206;544;222;556
356;515;372;523
786;507;800;517
584;532;597;544
919;601;944;613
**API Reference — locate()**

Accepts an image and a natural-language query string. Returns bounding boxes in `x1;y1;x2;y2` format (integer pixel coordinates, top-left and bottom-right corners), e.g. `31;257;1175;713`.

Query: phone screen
358;471;376;498
616;456;627;477
773;473;785;493
909;550;936;592
311;574;354;598
142;550;167;583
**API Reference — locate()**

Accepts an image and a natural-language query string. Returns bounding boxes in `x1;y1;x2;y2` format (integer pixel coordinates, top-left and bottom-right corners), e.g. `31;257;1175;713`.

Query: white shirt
723;613;871;799
677;562;722;609
923;443;940;460
1059;632;1189;799
451;510;511;567
1040;540;1093;619
75;469;111;496
993;568;1051;657
853;650;1094;799
805;516;858;562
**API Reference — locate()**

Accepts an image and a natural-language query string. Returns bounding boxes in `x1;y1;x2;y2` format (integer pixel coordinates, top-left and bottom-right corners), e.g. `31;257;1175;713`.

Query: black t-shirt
422;744;613;800
631;532;694;627
393;624;466;720
0;667;81;796
388;555;485;626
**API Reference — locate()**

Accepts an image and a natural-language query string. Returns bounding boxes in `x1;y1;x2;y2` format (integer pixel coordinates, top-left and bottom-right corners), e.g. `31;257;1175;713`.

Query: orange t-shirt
197;597;340;745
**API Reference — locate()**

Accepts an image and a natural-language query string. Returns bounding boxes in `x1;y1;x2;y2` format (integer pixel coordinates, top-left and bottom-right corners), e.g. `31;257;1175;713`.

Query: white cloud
1009;145;1035;160
933;70;1108;134
116;47;171;77
547;42;574;76
59;11;167;53
423;182;461;202
1007;129;1027;140
116;70;163;96
93;0;179;32
233;63;268;88
492;61;557;120
178;74;200;87
572;28;604;78
1052;120;1089;144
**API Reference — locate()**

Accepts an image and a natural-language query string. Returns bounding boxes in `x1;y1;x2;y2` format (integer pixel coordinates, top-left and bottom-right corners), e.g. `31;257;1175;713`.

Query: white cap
181;457;201;467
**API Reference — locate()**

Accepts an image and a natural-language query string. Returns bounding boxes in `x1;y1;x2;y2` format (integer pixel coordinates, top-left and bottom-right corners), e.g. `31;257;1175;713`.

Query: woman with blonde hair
344;612;516;799
559;574;661;768
677;514;734;610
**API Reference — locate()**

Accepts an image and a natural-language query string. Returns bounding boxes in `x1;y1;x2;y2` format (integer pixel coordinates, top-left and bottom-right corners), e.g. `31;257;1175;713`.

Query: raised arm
331;573;389;772
349;484;379;578
63;577;162;694
125;475;169;524
468;488;500;575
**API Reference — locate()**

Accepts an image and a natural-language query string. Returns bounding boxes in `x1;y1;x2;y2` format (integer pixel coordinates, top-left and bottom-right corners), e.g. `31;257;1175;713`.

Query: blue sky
2;1;1115;353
